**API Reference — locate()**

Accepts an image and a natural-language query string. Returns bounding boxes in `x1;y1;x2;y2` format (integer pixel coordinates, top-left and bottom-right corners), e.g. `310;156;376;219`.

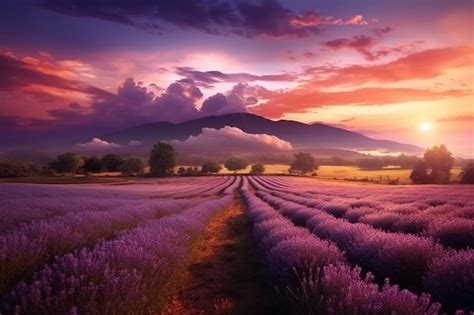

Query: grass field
218;164;463;184
316;165;463;184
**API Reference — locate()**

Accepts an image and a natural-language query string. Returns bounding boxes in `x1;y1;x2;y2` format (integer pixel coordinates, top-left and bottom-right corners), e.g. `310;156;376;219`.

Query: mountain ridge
104;113;423;153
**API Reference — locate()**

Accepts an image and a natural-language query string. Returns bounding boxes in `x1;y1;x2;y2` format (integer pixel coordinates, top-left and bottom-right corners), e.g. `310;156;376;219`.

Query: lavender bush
1;196;232;314
0;197;198;294
242;183;441;314
423;249;474;312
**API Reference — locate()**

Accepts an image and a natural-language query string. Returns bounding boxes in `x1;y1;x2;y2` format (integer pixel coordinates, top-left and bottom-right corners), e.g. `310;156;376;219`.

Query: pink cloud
311;46;474;87
76;137;120;149
251;87;468;118
173;126;292;152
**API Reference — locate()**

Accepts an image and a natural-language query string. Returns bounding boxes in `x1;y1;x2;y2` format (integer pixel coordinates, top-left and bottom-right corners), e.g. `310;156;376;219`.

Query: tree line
409;144;474;184
1;142;473;184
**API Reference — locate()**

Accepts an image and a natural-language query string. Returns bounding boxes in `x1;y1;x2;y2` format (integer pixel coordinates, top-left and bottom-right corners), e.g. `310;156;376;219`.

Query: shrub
345;207;375;223
224;157;248;173
83;157;102;174
410;161;430;184
349;232;445;290
322;202;348;217
267;238;344;282
392;215;430;234
100;154;124;172
185;167;200;176
201;160;222;174
359;212;401;231
357;158;385;170
459;162;474;184
289;152;317;175
0;161;41;177
426;218;474;249
49;153;84;174
121;157;146;176
250;163;265;175
424;250;474;312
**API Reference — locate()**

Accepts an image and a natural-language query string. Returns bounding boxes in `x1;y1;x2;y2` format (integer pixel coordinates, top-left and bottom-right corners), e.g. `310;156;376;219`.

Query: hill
105;113;422;153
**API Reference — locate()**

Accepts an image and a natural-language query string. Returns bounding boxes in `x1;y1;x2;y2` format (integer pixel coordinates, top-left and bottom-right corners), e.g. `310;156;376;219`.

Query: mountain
105;113;422;153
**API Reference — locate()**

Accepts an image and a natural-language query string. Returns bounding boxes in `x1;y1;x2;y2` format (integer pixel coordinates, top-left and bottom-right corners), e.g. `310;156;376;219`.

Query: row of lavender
0;176;234;237
0;196;199;295
0;184;153;231
240;177;442;314
0;176;237;313
0;176;232;231
1;192;233;314
267;176;474;205
248;176;473;312
256;177;474;249
264;176;474;211
163;176;235;198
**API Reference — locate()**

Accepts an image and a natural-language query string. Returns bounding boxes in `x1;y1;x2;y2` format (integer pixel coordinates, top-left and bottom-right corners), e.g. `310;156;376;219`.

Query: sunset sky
1;0;473;156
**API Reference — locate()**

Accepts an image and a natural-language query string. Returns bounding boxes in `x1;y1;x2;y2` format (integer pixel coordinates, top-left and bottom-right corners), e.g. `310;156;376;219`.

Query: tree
460;162;474;184
396;154;421;169
121;157;146;176
49;152;84;174
83;157;102;174
224;157;248;173
148;142;177;176
0;161;41;178
201;160;222;174
101;154;124;172
423;145;454;183
357;158;384;170
329;156;346;166
410;145;454;184
250;163;265;175
410;161;429;184
289;152;317;175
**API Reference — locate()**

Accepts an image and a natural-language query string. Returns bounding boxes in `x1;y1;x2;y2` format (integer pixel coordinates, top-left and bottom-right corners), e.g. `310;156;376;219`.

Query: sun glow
419;122;433;133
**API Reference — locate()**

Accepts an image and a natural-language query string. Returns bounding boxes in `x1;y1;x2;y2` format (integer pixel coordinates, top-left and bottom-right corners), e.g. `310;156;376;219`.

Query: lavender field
0;177;473;314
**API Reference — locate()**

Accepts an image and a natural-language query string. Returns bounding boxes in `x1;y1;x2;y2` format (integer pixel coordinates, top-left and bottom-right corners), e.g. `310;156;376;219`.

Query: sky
0;0;473;156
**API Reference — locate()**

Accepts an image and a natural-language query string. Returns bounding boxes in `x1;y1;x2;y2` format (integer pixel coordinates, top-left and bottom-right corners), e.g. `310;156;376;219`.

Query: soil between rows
164;194;280;315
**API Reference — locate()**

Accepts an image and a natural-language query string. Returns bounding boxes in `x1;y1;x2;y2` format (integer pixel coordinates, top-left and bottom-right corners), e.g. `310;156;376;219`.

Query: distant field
218;164;463;184
316;165;463;184
0;165;463;185
0;175;130;184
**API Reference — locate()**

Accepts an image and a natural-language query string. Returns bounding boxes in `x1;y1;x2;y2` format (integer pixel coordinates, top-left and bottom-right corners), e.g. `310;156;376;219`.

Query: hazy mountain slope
105;113;422;153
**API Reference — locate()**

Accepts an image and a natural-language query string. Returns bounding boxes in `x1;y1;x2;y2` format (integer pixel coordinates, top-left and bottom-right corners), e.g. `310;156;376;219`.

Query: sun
419;122;433;133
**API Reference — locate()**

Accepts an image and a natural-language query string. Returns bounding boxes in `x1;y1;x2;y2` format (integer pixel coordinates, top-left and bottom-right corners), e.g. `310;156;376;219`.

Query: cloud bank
40;0;368;38
173;126;292;152
76;137;120;150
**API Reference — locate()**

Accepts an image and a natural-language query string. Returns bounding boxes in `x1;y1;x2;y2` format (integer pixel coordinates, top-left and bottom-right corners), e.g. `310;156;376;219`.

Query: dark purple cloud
1;77;260;143
39;0;359;38
66;78;203;126
176;67;295;88
200;83;256;116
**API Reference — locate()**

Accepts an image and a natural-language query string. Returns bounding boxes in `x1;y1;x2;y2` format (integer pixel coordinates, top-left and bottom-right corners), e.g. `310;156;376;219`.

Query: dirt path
164;195;279;315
